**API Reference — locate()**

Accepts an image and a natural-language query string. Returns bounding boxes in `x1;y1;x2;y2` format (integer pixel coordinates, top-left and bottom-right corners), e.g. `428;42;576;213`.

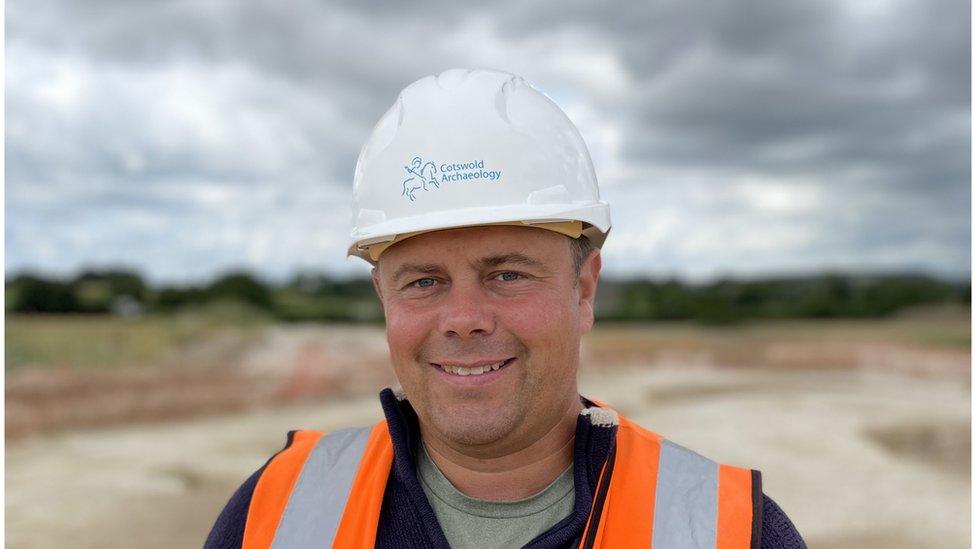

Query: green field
5;305;269;371
6;305;968;372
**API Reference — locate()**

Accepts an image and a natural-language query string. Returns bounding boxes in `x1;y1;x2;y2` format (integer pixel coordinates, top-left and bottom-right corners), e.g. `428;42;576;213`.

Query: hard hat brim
348;202;610;262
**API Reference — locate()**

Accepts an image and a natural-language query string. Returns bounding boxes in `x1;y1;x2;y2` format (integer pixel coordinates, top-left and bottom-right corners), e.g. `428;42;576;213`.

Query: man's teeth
438;360;507;376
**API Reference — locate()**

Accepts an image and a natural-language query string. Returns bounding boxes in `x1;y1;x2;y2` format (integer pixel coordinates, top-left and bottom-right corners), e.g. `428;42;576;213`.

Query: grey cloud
6;0;969;282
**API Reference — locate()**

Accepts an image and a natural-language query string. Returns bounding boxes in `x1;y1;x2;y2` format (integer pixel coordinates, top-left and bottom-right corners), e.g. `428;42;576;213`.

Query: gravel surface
6;365;970;548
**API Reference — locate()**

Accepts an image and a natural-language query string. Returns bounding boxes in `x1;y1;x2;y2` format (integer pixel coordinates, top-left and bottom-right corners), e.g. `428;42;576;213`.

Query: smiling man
205;69;806;548
375;225;596;506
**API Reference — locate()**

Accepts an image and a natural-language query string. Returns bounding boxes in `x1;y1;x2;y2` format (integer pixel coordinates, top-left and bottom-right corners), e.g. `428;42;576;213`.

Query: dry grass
582;308;970;377
5;312;265;371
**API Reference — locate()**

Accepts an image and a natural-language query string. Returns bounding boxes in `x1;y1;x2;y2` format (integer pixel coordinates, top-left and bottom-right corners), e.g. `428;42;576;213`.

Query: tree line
5;270;969;324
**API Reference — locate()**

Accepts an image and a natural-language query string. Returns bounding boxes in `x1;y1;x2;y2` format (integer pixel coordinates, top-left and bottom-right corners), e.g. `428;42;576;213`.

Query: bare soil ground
5;317;971;548
5;325;396;439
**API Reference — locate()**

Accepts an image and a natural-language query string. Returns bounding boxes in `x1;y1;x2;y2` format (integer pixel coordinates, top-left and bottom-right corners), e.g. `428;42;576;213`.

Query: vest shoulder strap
586;413;762;549
242;422;393;549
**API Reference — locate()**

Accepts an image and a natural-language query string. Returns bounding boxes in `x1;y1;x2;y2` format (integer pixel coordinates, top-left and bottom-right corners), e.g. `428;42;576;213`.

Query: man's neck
420;396;583;502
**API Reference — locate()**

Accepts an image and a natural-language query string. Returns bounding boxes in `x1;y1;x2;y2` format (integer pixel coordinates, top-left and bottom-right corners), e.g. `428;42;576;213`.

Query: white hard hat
348;68;611;262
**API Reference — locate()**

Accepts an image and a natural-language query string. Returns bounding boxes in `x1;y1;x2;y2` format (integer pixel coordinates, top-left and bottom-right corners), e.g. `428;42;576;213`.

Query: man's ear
370;266;384;305
578;249;601;334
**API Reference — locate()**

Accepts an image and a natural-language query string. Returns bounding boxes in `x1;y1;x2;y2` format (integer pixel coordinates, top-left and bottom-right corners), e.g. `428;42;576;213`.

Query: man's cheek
386;315;427;358
515;297;569;327
385;307;413;337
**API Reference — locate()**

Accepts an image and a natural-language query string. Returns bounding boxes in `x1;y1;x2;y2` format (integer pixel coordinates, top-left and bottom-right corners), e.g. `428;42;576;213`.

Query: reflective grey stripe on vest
651;439;719;548
270;427;372;549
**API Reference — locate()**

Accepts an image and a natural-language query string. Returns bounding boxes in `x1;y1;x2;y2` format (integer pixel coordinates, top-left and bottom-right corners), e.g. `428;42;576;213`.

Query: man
206;69;806;548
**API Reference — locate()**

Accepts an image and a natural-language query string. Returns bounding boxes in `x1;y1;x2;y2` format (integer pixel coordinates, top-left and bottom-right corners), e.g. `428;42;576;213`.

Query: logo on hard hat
402;156;439;202
402;156;504;202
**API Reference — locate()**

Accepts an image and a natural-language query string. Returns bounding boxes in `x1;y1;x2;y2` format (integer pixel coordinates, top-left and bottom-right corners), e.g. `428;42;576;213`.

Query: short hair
569;235;595;279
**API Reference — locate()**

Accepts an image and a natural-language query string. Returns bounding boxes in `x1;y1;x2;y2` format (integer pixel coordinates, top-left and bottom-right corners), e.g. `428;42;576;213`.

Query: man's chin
424;401;518;449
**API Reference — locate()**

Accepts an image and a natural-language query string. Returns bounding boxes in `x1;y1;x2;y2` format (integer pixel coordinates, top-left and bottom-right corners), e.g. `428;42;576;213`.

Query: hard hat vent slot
494;86;511;124
433;68;472;90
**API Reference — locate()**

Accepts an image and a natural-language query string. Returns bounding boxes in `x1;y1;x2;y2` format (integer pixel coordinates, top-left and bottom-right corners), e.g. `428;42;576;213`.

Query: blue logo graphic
401;156;503;202
402;157;439;202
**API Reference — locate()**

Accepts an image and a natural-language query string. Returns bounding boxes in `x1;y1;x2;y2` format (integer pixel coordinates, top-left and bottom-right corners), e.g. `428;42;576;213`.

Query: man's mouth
430;358;515;377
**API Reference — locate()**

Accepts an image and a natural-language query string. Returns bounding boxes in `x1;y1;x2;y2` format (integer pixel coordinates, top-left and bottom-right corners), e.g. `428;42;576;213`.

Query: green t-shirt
417;444;575;548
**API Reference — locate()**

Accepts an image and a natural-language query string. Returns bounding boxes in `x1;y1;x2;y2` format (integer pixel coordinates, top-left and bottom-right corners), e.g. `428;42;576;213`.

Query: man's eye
413;278;436;288
496;272;522;282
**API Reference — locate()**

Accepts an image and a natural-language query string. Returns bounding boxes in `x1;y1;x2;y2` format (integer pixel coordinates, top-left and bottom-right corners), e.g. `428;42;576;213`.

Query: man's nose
438;281;495;339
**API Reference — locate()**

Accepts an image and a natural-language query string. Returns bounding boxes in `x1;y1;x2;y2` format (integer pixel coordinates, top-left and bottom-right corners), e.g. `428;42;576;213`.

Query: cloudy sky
6;0;970;283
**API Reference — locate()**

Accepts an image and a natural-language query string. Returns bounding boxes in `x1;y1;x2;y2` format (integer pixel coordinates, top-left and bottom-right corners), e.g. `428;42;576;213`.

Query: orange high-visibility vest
242;413;760;548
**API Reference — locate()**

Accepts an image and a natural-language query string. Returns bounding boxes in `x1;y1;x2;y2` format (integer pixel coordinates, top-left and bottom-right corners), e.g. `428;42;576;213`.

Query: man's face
371;225;601;454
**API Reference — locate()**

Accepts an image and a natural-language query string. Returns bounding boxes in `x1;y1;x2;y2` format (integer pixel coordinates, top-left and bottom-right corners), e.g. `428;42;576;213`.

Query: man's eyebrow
475;253;549;272
390;254;549;282
391;263;443;283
